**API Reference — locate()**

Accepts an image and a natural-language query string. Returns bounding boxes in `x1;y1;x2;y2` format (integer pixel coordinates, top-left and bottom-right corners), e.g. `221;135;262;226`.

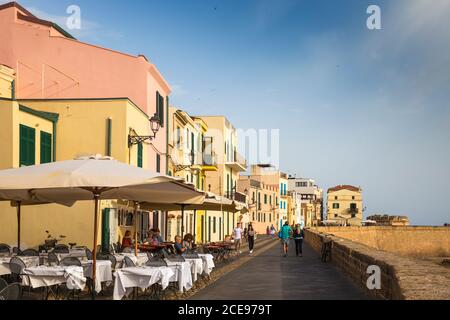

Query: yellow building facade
326;185;363;226
0;68;164;249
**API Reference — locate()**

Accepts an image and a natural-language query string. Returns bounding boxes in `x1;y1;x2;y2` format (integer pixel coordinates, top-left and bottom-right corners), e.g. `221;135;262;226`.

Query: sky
5;0;450;225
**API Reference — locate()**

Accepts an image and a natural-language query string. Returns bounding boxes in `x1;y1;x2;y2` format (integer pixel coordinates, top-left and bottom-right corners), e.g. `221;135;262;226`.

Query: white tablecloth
22;265;86;290
198;254;215;275
0;256;40;276
113;266;175;300
183;258;204;282
81;260;112;293
164;260;193;292
114;253;148;268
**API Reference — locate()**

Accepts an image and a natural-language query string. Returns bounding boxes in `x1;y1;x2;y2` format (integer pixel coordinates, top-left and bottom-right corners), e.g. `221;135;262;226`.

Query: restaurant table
164;260;193;292
0;256;40;276
114;253;148;268
113;266;175;300
197;254;215;275
81;260;112;293
182;257;204;282
22;265;86;290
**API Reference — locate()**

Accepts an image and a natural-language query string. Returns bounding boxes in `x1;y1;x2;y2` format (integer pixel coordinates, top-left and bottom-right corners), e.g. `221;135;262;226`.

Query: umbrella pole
134;202;139;257
17;201;21;251
92;194;100;300
193;209;197;244
181;204;185;238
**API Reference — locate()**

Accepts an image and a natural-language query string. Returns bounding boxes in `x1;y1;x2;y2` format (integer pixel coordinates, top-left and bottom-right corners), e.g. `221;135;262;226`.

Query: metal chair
145;257;167;267
123;256;136;268
19;248;39;256
0;278;8;292
0;243;11;254
161;248;170;259
146;252;154;261
47;252;59;266
0;283;22;300
59;257;81;267
85;248;93;260
53;244;69;254
8;257;30;298
97;253;117;270
167;254;185;262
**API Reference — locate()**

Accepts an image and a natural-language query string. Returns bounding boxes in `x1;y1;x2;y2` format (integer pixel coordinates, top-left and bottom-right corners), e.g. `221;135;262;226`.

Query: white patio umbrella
0;155;205;298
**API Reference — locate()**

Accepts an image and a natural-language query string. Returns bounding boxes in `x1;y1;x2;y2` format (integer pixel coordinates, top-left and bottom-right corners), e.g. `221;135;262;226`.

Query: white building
288;176;323;226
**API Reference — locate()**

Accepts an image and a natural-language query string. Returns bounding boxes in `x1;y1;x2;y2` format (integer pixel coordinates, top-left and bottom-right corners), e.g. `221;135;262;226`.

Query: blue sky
8;0;450;225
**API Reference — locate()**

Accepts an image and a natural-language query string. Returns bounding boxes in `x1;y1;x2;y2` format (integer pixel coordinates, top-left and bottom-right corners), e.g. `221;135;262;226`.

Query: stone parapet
304;228;450;300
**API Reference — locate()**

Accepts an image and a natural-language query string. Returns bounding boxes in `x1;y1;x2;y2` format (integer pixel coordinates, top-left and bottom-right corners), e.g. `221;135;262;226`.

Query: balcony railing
224;191;247;203
202;151;217;167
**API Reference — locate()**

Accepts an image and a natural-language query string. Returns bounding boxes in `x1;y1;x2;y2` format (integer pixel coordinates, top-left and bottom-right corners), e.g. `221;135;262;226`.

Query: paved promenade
191;240;367;300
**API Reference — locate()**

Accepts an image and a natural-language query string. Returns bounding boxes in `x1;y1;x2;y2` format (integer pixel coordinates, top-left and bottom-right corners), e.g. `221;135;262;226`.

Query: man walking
293;224;305;257
280;221;292;257
233;222;243;254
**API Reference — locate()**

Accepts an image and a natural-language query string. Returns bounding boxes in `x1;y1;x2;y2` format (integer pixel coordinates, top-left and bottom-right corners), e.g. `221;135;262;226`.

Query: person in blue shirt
280;221;292;257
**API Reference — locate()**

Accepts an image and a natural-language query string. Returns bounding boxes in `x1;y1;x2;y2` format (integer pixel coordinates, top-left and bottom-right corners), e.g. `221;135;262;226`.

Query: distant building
366;214;409;226
327;185;363;226
288;176;323;226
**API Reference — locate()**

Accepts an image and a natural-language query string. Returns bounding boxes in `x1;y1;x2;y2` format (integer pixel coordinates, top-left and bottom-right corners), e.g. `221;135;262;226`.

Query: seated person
224;234;232;242
144;230;154;244
183;233;194;253
174;235;187;255
121;230;133;251
153;228;164;244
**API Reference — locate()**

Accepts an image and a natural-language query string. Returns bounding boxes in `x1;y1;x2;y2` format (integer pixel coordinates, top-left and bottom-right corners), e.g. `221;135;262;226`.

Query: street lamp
128;113;161;147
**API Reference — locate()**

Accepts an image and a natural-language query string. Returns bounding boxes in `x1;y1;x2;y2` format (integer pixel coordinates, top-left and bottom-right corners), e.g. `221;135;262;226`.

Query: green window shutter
40;131;52;164
156;91;164;127
137;143;143;168
156;154;160;173
19;124;35;166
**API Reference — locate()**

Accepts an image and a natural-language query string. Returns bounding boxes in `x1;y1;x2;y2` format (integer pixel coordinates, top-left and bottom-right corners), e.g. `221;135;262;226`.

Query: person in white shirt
233;223;243;254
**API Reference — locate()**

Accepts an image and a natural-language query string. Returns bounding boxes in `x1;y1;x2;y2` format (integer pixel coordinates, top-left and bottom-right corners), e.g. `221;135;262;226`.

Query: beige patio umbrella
141;192;248;239
0;155;205;298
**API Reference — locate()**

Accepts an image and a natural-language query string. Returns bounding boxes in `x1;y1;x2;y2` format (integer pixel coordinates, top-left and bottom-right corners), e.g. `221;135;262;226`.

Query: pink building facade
0;2;171;173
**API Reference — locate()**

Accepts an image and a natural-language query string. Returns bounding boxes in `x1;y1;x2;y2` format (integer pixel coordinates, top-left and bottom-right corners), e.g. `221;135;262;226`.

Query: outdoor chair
47;252;59;266
161;248;170;259
123;256;136;268
97;253;117;270
8;257;31;298
19;248;39;256
167;254;185;262
0;243;11;254
0;278;8;292
146;252;153;261
145;257;167;267
59;257;82;267
113;243;121;253
0;283;22;300
85;248;93;260
53;245;69;254
12;247;20;254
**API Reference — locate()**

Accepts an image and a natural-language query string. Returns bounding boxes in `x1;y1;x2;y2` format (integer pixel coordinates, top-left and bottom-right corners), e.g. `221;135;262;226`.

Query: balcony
202;151;217;169
225;150;247;172
224;191;247;203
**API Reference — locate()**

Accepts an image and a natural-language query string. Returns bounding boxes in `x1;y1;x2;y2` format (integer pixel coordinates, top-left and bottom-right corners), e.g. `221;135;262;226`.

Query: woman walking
293;224;305;257
248;223;255;254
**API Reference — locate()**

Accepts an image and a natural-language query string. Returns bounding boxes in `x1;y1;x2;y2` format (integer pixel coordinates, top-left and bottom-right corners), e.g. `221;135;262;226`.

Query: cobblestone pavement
191;240;368;300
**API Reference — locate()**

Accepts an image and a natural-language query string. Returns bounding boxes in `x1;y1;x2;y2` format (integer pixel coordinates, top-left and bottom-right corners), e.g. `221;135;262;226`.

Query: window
19;124;35;166
176;127;181;148
352;196;355;200
213;217;216;233
332;203;340;209
156;154;160;173
264;194;267;204
269;195;272;205
40;131;52;164
335;196;338;200
156;91;164;127
137;143;143;168
252;192;255;203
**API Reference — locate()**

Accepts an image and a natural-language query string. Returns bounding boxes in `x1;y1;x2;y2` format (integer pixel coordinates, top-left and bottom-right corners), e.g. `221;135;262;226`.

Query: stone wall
304;228;450;300
311;226;450;258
